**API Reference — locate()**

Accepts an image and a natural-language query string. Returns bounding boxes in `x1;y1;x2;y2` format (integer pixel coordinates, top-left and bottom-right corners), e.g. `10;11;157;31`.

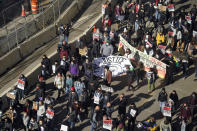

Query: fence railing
0;0;73;57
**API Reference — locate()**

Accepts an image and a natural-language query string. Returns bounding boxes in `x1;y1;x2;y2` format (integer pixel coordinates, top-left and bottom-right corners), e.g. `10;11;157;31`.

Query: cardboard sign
159;5;167;12
101;85;114;93
119;35;167;78
130;109;137;117
60;125;68;131
17;79;25;90
168;4;174;12
163;106;171;117
103;120;112;130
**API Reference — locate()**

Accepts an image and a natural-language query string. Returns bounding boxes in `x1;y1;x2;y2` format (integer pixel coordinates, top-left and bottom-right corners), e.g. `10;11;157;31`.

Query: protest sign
130;109;137;117
17;79;25;90
163;106;171;117
94;96;100;104
101;85;114;93
185;16;192;24
159;5;167;12
46;109;54;119
60;125;68;131
119;35;167;78
93;56;132;78
103;120;112;130
168;4;174;12
193;30;197;38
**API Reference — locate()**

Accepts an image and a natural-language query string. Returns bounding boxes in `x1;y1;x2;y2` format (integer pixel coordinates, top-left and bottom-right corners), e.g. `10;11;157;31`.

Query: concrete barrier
0;0;87;76
20;25;57;58
0;48;21;75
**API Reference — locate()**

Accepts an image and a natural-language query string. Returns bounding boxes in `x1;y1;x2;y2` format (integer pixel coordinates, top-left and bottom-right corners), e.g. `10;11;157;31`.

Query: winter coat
23;115;30;127
37;105;45;116
158;91;168;102
69;64;79;76
159;119;172;131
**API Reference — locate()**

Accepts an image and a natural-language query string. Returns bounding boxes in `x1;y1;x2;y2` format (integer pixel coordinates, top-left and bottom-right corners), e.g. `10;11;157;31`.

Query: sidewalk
0;0;105;97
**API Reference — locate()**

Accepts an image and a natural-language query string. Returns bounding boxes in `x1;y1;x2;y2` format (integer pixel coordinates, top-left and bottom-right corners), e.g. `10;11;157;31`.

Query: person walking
54;72;65;100
158;88;168;113
104;66;112;87
127;103;138;131
147;68;155;93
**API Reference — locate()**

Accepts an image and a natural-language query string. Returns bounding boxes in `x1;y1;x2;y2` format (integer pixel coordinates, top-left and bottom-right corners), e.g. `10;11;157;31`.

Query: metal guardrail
0;0;73;57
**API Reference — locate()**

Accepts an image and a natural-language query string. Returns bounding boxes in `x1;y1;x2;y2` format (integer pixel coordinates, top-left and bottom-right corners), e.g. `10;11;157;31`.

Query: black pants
128;119;135;131
57;88;64;99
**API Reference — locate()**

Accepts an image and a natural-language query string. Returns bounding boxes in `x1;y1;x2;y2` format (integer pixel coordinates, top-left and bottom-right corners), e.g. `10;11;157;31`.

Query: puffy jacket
158;91;168;102
156;33;165;45
160;119;172;131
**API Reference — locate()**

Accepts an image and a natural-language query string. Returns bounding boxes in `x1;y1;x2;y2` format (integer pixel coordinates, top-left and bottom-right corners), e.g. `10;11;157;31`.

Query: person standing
22;112;30;131
146;68;155;93
104;66;112;87
16;74;28;100
118;93;127;117
54;72;65;100
169;90;179;110
158;88;168;113
69;60;79;79
159;117;172;131
127;103;138;131
100;42;114;57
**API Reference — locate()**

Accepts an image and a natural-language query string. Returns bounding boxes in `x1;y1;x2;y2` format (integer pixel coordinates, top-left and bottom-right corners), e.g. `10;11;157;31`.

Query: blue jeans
160;101;166;113
155;10;161;21
65;35;68;43
68;120;75;129
135;21;139;32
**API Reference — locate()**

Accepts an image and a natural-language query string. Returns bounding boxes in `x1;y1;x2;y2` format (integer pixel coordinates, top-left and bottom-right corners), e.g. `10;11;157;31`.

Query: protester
104;66;112;87
54;72;65;100
158;88;168;113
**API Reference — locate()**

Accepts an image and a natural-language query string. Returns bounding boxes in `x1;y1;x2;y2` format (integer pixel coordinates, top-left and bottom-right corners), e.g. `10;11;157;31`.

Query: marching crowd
0;0;197;131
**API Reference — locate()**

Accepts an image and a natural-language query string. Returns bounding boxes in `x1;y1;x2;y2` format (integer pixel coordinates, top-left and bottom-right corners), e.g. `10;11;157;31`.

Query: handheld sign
103;120;112;130
130;109;137;117
60;125;68;131
168;4;174;12
94;96;100;104
17;80;25;90
163;106;171;117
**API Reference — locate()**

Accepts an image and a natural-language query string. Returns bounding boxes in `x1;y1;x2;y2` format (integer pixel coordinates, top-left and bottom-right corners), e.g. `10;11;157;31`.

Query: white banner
119;35;167;78
93;56;132;78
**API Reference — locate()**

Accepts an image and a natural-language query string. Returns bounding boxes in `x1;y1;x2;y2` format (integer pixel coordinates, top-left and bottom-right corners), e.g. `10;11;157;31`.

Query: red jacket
59;49;68;60
180;106;191;121
102;19;112;27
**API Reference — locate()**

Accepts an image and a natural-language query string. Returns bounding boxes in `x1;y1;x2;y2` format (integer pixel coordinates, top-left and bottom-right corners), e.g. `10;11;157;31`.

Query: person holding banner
104;66;112;87
17;74;28;100
146;68;156;93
